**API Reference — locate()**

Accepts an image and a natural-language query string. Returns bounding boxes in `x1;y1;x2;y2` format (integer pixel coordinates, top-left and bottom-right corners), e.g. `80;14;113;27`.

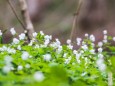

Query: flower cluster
0;28;115;86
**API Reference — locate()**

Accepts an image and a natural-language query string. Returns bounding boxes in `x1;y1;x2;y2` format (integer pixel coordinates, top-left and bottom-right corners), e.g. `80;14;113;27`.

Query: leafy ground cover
0;28;115;86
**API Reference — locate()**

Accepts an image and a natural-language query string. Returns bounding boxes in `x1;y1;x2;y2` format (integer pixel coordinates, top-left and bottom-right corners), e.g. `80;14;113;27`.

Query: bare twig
70;0;83;41
19;0;35;41
7;0;26;30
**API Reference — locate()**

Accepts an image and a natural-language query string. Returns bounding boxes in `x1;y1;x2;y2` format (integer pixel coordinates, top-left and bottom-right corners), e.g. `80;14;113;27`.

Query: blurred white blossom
19;33;25;40
13;38;19;44
21;52;29;60
43;54;51;61
34;71;45;82
10;28;16;35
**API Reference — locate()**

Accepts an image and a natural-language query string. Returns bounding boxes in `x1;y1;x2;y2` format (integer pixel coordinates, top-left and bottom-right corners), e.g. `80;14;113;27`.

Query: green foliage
0;31;115;86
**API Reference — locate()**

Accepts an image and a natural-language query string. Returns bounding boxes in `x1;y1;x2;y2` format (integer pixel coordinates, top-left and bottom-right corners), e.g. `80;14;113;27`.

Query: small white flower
89;34;95;42
73;50;77;54
21;52;29;60
24;30;27;33
85;33;88;37
13;38;19;44
19;33;25;40
43;54;51;61
81;44;88;51
17;45;21;50
65;56;71;64
3;65;11;73
25;64;30;68
96;58;106;71
98;48;103;53
40;31;44;35
98;42;103;47
76;38;82;46
7;48;16;54
0;30;2;36
67;39;71;44
63;53;67;58
55;38;61;45
98;53;104;58
67;44;73;50
57;46;62;54
113;37;115;41
44;35;52;40
81;72;87;76
17;65;23;70
90;49;95;54
33;32;37;37
34;71;45;82
103;30;107;34
4;56;13;65
10;28;16;35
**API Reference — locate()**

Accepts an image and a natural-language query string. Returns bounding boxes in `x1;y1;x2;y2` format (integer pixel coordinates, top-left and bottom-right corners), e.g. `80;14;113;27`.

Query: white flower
103;30;107;34
90;49;95;54
4;56;13;65
34;71;45;82
73;50;77;54
55;38;61;45
21;52;29;60
81;72;87;76
113;37;115;41
40;31;44;35
98;48;103;53
98;53;104;58
67;44;73;50
43;54;51;61
65;56;71;64
13;38;19;44
96;58;106;71
10;28;16;35
67;39;71;44
57;46;62;54
17;45;21;50
33;32;37;37
44;35;52;40
7;48;16;54
17;65;23;70
81;44;88;51
76;38;82;46
24;30;27;33
98;42;103;47
89;34;95;42
25;64;30;68
0;30;2;36
2;65;11;73
85;33;88;37
19;33;25;40
63;53;67;58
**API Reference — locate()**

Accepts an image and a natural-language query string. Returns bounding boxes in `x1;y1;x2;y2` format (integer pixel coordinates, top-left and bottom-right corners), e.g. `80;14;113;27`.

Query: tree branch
70;0;83;42
7;0;26;30
19;0;35;41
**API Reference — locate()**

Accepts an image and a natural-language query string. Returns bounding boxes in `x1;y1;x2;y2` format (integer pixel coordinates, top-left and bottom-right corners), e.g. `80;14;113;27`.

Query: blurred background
0;0;115;44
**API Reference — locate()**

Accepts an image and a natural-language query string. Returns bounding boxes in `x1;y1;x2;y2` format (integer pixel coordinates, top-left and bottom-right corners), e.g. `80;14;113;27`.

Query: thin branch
7;0;26;30
70;0;83;41
19;0;35;41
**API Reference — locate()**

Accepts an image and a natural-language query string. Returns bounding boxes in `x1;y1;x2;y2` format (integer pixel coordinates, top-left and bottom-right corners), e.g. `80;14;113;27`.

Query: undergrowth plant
0;28;115;86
